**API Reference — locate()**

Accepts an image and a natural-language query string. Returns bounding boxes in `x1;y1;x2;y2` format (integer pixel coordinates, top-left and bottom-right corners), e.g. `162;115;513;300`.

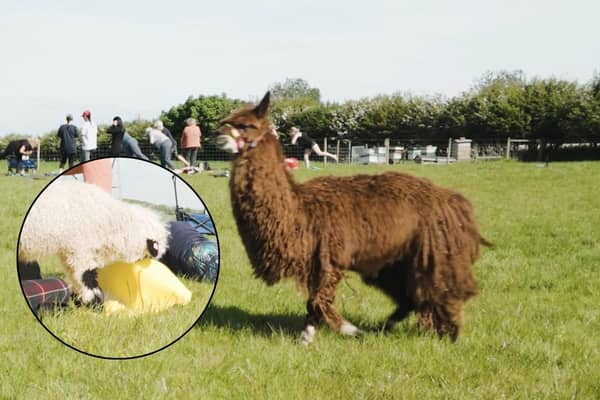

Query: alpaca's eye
232;123;257;131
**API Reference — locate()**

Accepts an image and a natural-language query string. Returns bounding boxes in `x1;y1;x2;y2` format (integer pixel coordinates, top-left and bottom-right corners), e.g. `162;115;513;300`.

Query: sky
1;0;598;136
56;158;205;209
112;158;205;210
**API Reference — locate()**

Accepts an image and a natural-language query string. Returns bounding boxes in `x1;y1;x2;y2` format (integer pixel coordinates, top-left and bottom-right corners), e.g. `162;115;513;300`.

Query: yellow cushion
97;259;192;315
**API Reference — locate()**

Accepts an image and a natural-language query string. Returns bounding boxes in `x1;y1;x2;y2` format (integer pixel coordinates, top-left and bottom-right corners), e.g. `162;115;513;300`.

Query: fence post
336;140;340;164
348;140;352;165
324;137;328;165
447;137;452;164
506;137;511;160
384;138;390;165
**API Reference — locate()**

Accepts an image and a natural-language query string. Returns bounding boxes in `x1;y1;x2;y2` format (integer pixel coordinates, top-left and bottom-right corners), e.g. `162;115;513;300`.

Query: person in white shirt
80;110;98;162
145;127;175;170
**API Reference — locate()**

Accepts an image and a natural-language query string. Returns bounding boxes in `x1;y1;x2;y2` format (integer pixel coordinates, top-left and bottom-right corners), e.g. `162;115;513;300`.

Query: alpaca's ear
254;92;271;118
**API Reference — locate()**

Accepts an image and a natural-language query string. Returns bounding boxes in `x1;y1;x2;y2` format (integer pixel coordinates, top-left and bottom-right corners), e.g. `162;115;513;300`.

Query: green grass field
1;159;599;399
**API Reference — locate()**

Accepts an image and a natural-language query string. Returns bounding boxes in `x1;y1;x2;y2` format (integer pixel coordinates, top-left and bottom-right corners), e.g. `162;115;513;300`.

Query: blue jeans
158;140;175;169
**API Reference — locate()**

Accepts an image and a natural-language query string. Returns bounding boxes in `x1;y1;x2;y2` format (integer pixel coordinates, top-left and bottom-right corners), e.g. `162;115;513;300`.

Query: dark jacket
3;139;32;160
57;123;79;155
106;124;125;156
162;128;178;155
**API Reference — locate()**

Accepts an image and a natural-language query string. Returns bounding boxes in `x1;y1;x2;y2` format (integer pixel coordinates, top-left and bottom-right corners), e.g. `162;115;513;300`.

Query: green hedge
12;72;600;152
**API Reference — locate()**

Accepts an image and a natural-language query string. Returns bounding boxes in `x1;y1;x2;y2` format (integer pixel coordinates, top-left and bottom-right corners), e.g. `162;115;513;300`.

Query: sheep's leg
62;250;104;306
62;262;82;297
66;267;104;305
76;269;104;306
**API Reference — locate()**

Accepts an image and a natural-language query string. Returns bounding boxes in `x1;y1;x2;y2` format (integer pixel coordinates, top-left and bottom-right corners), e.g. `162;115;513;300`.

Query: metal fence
29;137;600;167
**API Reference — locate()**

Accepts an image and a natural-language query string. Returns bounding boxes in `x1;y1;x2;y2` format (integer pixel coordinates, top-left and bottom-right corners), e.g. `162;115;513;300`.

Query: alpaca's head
217;92;272;154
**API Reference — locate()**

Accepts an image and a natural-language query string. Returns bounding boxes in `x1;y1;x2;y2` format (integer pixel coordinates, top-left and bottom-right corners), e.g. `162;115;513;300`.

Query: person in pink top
181;118;202;167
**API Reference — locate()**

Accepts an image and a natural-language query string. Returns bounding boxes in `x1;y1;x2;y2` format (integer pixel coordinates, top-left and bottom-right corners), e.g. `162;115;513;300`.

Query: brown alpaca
217;92;489;344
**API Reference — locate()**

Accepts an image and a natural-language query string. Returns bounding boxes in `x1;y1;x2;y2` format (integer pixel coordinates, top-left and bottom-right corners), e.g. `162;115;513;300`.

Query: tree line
3;71;599;153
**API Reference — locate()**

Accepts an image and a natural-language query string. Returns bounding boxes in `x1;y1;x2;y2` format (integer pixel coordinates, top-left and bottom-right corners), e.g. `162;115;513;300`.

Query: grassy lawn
1;159;599;399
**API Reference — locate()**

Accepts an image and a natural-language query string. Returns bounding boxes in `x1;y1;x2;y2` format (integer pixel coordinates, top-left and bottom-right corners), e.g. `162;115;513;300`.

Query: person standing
56;114;78;171
106;116;125;156
145;127;175;170
160;221;219;282
80;110;97;161
181;118;201;167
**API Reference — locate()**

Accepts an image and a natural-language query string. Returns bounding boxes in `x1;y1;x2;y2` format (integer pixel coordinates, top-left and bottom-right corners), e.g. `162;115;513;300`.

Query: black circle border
15;155;221;360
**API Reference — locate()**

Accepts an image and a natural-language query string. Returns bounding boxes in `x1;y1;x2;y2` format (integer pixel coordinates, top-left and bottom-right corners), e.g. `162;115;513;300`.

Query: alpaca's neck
230;134;297;220
229;133;308;283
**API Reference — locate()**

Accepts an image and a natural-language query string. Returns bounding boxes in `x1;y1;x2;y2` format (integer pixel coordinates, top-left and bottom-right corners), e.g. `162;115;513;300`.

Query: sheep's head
146;239;160;257
217;92;271;154
126;203;169;260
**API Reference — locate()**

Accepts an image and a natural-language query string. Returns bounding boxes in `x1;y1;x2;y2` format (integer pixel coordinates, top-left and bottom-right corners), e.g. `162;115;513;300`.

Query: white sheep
18;179;169;305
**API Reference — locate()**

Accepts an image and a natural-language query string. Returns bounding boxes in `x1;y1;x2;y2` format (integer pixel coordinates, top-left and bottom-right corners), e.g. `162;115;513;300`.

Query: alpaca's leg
301;267;361;345
300;302;320;345
415;303;435;332
301;298;360;345
416;300;463;341
434;299;463;341
383;301;415;331
362;263;415;331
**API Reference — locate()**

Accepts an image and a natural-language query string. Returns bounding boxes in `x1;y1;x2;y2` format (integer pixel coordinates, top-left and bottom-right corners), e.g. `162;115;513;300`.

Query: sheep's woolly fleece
19;179;169;302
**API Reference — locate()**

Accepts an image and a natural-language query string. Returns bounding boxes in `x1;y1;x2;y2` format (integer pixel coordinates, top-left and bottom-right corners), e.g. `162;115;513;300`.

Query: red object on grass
284;157;299;170
22;278;71;314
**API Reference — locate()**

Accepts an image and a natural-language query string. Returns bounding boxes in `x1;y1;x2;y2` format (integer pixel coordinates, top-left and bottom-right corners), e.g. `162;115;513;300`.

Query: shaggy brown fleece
217;93;488;342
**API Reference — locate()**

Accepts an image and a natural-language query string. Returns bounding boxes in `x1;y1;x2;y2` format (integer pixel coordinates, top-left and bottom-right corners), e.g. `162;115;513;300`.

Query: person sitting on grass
2;138;37;176
289;126;337;169
160;221;218;283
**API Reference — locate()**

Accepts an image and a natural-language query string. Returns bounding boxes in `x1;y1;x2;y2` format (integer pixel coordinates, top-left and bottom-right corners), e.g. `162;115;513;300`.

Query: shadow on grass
195;304;304;337
197;304;430;341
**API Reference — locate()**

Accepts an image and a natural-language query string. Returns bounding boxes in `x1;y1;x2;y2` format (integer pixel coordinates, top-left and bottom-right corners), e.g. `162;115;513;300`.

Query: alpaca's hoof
438;324;460;342
381;319;397;333
300;325;316;345
340;321;362;338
